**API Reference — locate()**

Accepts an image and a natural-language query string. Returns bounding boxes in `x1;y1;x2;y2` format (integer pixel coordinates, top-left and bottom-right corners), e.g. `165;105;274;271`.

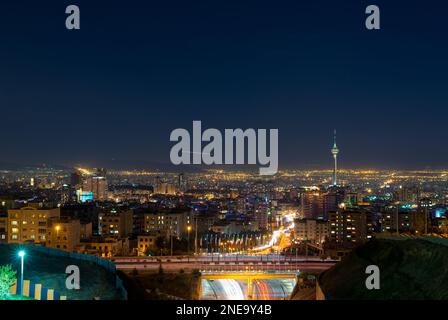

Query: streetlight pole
56;225;61;247
194;216;198;256
396;205;399;236
187;225;192;260
170;227;173;257
18;251;26;296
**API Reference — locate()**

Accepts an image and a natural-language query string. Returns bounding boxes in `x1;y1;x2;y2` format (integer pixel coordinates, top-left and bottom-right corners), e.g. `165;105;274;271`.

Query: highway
201;277;297;300
251;213;296;253
202;279;246;300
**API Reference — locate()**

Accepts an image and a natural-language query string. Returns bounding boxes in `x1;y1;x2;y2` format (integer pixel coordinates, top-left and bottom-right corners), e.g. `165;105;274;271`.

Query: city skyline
2;0;448;306
0;128;444;172
1;130;447;172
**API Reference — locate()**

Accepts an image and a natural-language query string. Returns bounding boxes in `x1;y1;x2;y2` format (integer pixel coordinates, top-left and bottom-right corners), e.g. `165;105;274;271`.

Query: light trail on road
219;279;245;300
201;278;297;300
251;213;296;252
253;279;271;300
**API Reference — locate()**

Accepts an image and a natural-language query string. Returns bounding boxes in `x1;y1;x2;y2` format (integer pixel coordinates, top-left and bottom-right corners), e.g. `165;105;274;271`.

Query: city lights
0;0;446;306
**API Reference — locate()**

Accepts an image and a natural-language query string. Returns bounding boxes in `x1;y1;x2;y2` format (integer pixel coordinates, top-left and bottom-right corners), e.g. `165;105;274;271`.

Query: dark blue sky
0;0;447;170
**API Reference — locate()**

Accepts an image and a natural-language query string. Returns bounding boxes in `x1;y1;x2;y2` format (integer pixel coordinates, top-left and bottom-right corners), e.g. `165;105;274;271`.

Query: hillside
0;244;122;300
319;238;448;300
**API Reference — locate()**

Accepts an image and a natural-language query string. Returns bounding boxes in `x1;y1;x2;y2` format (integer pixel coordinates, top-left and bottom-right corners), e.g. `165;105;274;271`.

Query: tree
0;264;17;300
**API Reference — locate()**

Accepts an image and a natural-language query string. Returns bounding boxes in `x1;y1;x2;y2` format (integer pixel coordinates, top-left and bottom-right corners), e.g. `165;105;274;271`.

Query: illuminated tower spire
331;129;339;186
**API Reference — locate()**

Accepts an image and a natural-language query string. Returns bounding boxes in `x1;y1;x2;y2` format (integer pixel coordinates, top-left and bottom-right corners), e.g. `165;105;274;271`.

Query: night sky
1;0;447;170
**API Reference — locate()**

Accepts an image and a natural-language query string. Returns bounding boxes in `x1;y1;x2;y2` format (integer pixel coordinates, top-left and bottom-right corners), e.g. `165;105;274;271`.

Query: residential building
81;237;129;257
294;218;329;245
329;210;374;244
143;212;190;238
0;211;7;242
99;209;133;237
7;207;60;244
137;234;158;256
46;219;81;252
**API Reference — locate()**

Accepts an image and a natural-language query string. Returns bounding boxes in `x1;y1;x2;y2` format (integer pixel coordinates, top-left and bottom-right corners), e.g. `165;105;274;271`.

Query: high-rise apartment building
329;210;373;244
301;191;325;219
83;176;108;201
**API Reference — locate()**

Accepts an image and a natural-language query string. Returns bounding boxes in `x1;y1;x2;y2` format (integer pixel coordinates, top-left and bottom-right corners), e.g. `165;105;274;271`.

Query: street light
18;250;26;296
187;226;192;257
169;226;173;257
194;216;198;256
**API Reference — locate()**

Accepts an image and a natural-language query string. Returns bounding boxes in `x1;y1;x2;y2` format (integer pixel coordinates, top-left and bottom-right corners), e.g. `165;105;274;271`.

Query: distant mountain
0;162;70;171
70;159;264;173
0;162;28;170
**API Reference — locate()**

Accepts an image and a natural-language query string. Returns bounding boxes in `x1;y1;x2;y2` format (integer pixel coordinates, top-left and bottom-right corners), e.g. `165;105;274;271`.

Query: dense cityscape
1;134;448;300
1;0;447;310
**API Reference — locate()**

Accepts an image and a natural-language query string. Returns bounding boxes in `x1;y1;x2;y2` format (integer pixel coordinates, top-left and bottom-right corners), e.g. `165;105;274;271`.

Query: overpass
112;255;335;273
111;255;336;300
